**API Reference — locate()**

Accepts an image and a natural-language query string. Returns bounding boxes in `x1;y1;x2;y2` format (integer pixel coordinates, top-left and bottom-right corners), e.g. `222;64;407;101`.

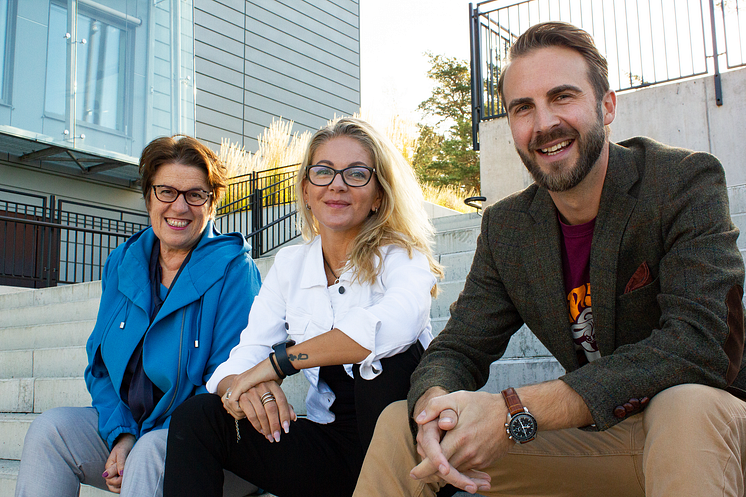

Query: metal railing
1;190;148;287
1;163;302;286
215;164;301;259
470;0;746;147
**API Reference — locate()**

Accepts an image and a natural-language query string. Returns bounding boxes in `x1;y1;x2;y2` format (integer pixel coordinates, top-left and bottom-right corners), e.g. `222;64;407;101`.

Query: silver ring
260;392;276;406
225;388;232;400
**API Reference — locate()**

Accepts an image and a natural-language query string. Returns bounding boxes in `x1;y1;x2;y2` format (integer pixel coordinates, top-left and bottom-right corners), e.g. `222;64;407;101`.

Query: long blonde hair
295;117;443;295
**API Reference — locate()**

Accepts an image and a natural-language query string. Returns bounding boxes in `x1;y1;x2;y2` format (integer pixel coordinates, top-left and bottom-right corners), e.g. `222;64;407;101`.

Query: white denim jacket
206;235;435;423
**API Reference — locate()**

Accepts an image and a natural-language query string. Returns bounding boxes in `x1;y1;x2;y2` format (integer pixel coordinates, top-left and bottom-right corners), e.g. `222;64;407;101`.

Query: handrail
464;196;486;214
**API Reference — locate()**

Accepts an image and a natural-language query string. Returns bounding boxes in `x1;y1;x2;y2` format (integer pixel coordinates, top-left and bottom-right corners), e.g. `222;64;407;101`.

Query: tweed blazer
409;137;746;430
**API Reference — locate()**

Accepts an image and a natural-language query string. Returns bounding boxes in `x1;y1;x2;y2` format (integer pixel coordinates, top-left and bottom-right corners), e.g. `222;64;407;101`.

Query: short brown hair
497;21;609;103
139;135;228;215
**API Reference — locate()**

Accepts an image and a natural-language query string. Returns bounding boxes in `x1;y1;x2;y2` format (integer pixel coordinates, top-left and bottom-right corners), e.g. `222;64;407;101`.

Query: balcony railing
470;0;746;148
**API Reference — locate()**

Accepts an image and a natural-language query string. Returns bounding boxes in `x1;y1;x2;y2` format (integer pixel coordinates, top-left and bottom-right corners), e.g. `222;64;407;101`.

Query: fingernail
102;471;109;478
439;464;447;474
119;470;123;476
441;416;453;424
466;485;476;494
416;410;426;421
283;421;290;433
273;431;281;442
266;434;274;443
409;472;418;480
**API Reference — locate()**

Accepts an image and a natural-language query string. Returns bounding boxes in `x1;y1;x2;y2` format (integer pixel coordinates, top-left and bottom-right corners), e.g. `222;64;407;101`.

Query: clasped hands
220;357;297;443
410;388;513;495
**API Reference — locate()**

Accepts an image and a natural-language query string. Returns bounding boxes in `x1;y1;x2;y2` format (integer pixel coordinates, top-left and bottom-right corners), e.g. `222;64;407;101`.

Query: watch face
508;413;537;443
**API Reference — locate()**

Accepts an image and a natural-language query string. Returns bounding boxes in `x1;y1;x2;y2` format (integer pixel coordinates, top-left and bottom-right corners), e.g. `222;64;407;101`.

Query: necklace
322;253;340;285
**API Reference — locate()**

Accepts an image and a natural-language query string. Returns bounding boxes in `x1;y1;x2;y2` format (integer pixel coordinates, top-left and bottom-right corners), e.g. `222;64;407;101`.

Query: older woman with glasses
163;118;444;497
15;135;262;497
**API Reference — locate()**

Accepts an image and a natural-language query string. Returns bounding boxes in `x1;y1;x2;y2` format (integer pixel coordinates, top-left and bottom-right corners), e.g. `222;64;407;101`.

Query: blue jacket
84;220;261;448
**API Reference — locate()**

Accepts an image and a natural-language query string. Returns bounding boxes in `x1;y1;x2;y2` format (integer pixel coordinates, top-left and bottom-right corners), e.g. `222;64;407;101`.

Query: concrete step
0;281;101;310
0;346;87;379
439;250;476;282
481;357;566;395
0;299;99;329
0;321;95;352
0;414;34;460
0;377;91;413
431;212;482;232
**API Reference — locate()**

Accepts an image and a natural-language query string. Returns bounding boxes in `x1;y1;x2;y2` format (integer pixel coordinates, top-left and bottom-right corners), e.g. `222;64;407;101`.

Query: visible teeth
541;140;571;155
166;219;189;227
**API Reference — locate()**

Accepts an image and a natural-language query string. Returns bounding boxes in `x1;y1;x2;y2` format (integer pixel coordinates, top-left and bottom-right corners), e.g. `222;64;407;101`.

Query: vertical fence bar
708;0;723;105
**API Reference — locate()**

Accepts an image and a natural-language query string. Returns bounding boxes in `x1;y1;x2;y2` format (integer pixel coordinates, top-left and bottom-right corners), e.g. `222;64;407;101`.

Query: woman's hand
102;433;135;493
223;380;297;442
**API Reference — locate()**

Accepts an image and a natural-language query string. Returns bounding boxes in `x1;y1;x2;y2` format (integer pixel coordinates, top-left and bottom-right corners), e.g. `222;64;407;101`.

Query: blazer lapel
527;188;578;370
590;143;639;356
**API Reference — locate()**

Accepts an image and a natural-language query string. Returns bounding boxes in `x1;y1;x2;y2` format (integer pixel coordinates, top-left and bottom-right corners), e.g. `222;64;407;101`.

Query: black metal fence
0;189;149;288
1;164;302;287
214;164;301;259
470;0;746;146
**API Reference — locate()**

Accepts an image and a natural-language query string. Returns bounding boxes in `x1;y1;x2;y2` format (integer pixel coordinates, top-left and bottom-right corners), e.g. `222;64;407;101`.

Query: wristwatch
501;387;537;444
271;339;298;378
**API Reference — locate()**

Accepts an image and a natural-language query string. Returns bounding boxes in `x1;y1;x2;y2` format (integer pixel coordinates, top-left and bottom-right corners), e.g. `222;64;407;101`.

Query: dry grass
421;183;481;213
218;114;481;213
219;118;311;178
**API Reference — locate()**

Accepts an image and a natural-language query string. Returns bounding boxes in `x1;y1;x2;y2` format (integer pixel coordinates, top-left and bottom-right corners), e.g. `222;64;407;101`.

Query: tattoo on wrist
288;352;308;362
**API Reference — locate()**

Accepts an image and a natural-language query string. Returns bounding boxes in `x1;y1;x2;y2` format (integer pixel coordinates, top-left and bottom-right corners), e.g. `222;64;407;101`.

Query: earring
305;203;311;210
372;206;378;213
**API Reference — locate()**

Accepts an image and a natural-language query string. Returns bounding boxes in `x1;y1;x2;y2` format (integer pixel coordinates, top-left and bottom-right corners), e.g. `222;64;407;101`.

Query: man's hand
411;390;508;493
102;434;135;493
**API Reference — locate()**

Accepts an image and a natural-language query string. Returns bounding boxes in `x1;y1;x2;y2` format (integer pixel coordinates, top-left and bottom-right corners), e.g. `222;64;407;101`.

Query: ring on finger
225;388;232;400
260;391;276;406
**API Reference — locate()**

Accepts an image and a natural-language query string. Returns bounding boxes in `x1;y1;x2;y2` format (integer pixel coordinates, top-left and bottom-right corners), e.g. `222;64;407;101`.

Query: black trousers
164;343;423;497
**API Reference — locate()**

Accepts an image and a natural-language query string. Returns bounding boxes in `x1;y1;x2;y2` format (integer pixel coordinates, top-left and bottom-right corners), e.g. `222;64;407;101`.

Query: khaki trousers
353;384;746;497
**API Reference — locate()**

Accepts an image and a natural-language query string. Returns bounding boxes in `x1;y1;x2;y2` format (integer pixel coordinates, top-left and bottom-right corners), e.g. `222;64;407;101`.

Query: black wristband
269;352;285;379
272;339;298;377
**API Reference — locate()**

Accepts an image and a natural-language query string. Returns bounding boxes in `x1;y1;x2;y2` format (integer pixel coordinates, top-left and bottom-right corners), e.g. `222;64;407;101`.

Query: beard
517;110;606;193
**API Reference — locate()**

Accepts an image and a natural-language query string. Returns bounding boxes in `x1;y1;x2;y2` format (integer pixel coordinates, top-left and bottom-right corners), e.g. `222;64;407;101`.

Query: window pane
44;3;67;117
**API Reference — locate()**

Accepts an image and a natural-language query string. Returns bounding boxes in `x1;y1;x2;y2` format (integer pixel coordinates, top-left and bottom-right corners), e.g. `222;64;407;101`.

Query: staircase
0;212;562;496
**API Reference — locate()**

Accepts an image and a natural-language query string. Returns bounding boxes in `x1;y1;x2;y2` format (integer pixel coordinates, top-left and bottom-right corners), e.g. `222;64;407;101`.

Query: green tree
413;52;480;190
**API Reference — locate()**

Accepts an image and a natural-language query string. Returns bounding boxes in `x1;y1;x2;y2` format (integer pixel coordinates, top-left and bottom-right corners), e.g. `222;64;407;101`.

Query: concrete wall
480;66;746;202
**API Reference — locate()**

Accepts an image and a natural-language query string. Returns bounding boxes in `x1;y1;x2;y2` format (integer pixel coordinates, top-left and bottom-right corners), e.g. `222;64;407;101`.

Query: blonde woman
163;118;443;497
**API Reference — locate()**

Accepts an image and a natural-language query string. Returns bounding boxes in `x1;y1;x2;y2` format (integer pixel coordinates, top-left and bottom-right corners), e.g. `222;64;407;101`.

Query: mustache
529;127;579;151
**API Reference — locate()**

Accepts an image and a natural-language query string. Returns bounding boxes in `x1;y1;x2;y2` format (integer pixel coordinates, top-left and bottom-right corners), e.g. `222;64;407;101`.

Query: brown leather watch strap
501;387;525;416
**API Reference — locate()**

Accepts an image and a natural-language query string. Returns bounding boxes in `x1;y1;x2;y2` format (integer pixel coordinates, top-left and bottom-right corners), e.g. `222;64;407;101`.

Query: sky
359;0;476;126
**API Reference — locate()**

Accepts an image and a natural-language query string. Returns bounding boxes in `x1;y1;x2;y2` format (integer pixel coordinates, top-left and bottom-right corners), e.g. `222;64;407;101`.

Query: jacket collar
524;142;640;368
299;236;343;289
117;220;248;323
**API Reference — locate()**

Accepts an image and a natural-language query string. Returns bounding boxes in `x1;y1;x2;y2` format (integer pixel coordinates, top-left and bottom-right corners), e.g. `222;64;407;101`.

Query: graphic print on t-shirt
567;283;601;362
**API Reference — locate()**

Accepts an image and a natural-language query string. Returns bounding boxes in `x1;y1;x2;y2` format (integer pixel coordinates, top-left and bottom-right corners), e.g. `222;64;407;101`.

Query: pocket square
625;261;652;294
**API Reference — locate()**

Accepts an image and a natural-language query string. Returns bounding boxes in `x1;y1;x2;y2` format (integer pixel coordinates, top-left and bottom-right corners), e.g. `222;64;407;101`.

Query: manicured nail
118;470;123;476
102;471;109;478
416;410;426;422
441;416;453;424
266;434;274;443
283;421;290;433
273;431;281;442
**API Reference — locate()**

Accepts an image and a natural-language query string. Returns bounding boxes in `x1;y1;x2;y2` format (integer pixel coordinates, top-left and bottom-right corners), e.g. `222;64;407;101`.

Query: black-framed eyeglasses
152;185;213;206
306;165;376;187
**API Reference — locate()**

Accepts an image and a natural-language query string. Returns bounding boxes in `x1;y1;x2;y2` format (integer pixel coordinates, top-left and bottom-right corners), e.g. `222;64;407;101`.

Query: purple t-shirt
560;216;601;364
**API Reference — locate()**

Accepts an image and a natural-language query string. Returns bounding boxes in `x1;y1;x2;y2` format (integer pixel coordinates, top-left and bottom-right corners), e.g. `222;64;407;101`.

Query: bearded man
353;21;746;497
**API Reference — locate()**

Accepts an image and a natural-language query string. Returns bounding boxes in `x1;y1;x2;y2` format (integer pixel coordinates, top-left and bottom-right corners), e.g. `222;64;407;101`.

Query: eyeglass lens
308;166;373;187
153;185;211;206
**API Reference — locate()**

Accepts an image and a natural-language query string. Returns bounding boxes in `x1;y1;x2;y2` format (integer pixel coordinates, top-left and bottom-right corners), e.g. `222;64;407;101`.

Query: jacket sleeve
84;248;139;449
407;208;525;416
561;151;745;430
197;254;262;395
334;247;436;379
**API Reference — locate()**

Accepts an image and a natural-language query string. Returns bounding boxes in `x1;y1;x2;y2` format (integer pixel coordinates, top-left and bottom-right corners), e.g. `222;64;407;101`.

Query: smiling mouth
540;140;573;156
166;218;190;228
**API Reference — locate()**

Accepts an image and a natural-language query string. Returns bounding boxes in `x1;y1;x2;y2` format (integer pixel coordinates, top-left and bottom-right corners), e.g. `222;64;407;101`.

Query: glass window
44;2;127;131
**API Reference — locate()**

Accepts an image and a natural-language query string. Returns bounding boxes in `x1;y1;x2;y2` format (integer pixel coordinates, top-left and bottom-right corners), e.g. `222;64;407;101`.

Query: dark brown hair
497;21;609;103
139;135;227;214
